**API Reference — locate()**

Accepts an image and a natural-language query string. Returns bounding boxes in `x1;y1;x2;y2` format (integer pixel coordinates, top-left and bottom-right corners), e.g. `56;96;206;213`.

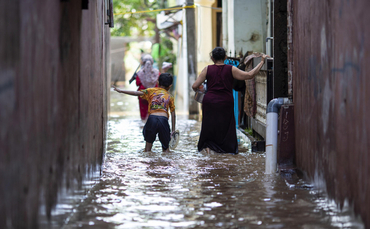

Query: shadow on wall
0;1;110;227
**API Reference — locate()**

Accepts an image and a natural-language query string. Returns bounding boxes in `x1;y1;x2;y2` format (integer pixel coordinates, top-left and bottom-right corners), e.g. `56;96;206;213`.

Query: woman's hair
158;73;173;87
210;47;226;61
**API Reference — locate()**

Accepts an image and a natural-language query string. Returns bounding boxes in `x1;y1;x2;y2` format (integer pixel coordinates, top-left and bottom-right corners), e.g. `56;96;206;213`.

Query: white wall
176;0;189;114
195;0;215;71
223;0;268;56
222;0;228;49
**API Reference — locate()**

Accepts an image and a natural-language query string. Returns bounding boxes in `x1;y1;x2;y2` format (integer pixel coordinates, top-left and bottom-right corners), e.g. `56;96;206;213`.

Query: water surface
59;87;363;228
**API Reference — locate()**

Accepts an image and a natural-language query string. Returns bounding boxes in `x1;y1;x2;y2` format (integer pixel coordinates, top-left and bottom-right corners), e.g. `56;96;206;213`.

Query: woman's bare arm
232;55;268;80
191;67;207;91
113;87;144;96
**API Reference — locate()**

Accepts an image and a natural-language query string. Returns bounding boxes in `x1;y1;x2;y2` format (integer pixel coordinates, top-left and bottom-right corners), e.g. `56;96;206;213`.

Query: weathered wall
273;0;288;98
224;0;267;55
291;1;370;227
0;1;110;228
110;38;126;84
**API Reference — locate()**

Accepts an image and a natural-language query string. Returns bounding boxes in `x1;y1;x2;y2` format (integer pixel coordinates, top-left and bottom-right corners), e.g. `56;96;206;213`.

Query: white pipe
265;98;290;174
265;112;278;174
266;37;273;57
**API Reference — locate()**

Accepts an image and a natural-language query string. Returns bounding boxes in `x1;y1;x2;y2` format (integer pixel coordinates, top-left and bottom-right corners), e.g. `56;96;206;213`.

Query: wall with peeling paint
0;1;110;227
274;0;288;98
291;1;370;227
223;0;268;55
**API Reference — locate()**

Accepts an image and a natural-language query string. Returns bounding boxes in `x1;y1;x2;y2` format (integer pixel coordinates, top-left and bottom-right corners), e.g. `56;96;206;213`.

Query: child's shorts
143;115;171;150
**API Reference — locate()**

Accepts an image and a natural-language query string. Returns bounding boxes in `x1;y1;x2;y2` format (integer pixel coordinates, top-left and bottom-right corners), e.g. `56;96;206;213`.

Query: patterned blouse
140;88;175;118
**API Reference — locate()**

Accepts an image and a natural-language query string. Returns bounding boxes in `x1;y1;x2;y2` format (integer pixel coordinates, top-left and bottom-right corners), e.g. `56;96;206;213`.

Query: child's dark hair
210;47;226;61
158;73;173;87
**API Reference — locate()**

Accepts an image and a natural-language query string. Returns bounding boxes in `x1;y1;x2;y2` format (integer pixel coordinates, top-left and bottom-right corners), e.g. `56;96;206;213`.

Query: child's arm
113;87;144;96
170;111;176;133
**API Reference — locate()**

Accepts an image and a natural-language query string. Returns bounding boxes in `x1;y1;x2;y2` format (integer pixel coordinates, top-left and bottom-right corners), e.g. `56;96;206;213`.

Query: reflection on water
60;114;363;229
47;87;363;228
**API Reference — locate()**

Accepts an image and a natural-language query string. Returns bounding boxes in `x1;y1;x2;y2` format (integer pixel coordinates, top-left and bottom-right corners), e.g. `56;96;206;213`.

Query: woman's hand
198;84;205;93
261;54;271;62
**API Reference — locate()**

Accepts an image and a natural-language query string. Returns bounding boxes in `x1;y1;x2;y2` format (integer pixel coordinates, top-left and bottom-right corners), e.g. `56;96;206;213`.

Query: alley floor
47;84;364;229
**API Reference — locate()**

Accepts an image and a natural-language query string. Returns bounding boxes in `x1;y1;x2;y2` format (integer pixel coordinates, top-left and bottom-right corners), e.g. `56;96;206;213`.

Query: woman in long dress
136;54;159;120
192;47;267;154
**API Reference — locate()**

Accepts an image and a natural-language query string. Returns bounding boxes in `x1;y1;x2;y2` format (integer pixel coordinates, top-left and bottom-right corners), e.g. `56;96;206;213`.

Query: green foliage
112;0;160;37
150;35;176;74
112;0;177;75
159;36;176;65
244;128;253;136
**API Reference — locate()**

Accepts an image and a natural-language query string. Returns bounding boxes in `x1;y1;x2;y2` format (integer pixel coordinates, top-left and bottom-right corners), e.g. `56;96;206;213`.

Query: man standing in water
114;73;176;152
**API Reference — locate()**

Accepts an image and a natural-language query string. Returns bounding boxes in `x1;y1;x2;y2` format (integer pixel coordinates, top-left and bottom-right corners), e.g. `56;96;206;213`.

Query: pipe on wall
265;97;290;174
266;37;273;57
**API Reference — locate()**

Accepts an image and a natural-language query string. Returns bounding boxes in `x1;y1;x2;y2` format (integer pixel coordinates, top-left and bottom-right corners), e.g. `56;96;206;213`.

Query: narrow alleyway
54;84;363;229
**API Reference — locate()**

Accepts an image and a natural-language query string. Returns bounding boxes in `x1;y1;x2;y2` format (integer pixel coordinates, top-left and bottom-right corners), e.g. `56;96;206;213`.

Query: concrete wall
273;0;288;98
195;0;215;72
0;1;110;227
110;38;126;84
223;0;268;55
291;1;370;227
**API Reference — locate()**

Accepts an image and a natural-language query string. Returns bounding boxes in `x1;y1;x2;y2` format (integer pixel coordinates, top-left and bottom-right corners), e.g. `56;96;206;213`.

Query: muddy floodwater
57;88;363;229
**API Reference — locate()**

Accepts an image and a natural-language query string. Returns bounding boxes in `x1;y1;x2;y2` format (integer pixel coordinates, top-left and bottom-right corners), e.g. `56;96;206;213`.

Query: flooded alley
56;87;363;229
2;1;369;228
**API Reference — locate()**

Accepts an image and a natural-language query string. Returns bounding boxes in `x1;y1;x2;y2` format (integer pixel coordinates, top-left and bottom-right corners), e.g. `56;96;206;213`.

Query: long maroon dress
197;64;238;154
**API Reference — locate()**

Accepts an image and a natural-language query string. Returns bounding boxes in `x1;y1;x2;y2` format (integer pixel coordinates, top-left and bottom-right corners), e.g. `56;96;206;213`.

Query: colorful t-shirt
140;87;175;118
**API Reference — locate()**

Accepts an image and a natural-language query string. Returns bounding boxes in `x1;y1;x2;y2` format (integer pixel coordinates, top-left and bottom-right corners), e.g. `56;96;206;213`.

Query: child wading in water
114;73;176;152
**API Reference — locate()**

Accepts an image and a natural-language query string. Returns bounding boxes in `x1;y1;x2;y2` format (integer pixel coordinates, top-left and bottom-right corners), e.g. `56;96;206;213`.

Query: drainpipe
266;37;273;57
265;97;290;174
